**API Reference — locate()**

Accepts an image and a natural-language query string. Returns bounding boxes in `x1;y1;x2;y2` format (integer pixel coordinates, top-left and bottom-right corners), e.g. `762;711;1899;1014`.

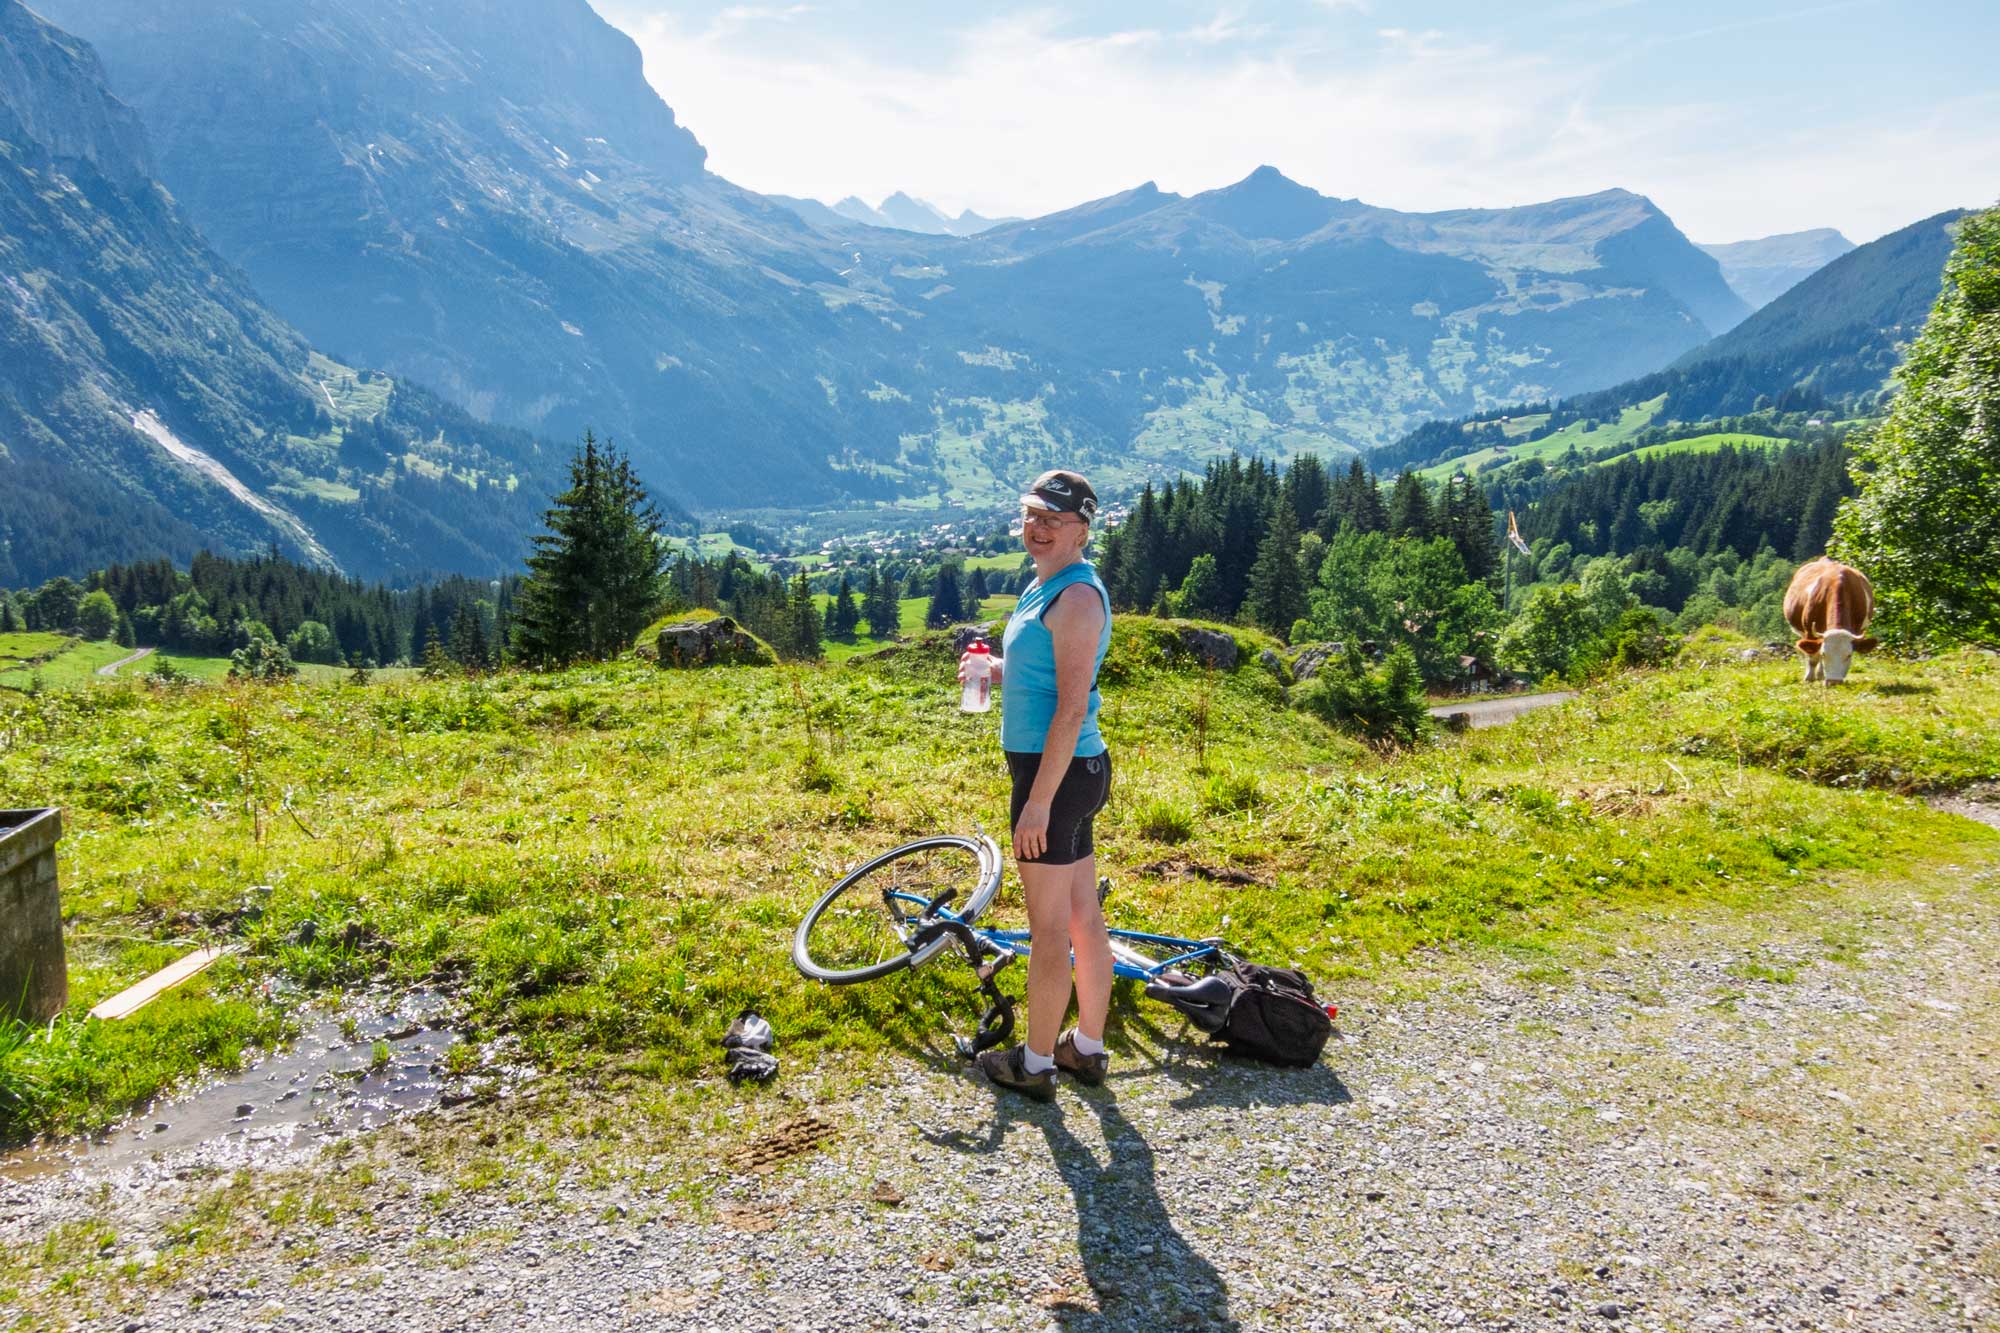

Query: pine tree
1441;475;1500;582
1387;471;1434;538
829;573;860;640
448;602;490;671
864;568;900;639
1283;453;1332;533
926;562;966;628
0;596;17;633
1244;502;1309;640
419;625;453;678
512;433;665;666
787;573;823;660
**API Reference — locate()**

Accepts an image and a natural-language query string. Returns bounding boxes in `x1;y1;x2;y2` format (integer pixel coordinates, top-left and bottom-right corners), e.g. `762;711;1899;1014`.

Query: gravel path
5;831;1998;1332
1429;691;1578;729
94;647;153;678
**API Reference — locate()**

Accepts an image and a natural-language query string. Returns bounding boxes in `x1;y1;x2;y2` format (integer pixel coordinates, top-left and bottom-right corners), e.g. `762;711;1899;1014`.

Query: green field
0;635;419;690
1417;395;1668;480
0;634;134;689
1617;432;1793;463
810;594;1019;661
3;619;1995;1140
664;532;762;564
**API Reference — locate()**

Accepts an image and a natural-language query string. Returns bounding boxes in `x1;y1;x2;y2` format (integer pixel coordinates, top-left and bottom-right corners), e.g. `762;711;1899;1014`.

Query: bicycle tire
793;834;1003;984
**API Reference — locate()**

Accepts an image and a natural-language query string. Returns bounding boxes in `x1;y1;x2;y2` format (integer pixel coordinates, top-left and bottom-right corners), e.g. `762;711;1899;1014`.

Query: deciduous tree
1835;206;2000;647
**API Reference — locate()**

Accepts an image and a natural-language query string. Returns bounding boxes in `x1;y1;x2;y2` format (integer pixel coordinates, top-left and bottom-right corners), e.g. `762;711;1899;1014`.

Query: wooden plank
88;944;238;1021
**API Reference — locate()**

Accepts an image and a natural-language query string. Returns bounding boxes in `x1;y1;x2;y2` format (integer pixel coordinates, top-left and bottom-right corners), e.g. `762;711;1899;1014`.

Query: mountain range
31;0;1765;524
769;192;1016;236
0;0;1951;584
1385;208;1966;472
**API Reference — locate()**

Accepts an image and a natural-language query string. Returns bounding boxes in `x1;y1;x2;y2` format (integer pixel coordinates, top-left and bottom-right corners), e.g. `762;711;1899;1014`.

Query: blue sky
598;1;1999;243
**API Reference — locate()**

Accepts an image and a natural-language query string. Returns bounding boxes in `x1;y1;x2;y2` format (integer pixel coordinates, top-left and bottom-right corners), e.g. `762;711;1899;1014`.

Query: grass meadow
1;619;1996;1140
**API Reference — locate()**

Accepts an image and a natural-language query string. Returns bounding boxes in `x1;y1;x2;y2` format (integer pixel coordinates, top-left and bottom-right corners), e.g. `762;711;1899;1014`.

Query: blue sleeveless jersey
1000;560;1111;756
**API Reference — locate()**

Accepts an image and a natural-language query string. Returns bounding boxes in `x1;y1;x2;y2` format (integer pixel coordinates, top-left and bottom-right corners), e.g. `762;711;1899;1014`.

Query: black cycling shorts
1006;750;1112;866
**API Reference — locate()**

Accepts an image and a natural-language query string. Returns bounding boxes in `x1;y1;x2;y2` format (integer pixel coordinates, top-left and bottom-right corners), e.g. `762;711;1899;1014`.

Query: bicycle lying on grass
791;834;1334;1063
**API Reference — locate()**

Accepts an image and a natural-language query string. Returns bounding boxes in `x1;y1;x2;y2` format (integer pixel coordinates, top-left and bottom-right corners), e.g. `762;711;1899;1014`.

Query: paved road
95;646;154;677
1428;689;1576;729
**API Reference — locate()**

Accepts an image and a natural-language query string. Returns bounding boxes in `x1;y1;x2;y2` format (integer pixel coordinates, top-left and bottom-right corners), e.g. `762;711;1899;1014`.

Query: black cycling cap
1021;469;1099;521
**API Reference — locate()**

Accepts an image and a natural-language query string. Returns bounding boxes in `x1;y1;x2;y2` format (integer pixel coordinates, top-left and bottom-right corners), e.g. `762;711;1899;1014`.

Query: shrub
1569;607;1679;679
228;639;297;681
1134;798;1194;844
1201;768;1264;813
1293;643;1430;747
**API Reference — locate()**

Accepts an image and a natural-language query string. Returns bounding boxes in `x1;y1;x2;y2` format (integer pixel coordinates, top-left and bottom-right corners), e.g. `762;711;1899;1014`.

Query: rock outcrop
1172;628;1239;672
656;617;774;669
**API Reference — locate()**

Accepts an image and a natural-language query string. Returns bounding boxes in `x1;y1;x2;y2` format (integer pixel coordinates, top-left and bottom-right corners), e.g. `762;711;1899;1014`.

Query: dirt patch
1133;858;1267;887
727;1115;835;1175
717;1202;786;1233
1928;787;2000;831
638;1288;706;1314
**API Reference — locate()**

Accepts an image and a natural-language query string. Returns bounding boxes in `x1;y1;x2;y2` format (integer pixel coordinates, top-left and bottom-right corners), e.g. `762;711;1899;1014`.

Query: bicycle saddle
1144;973;1234;1033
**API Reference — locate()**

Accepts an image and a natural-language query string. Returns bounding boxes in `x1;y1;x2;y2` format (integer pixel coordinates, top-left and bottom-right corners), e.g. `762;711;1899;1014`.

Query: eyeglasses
1020;509;1083;528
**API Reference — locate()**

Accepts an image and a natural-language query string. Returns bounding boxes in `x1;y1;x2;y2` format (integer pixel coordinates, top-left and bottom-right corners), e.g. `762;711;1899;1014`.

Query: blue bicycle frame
971;924;1226;982
886;887;1226;981
891;887;1233;1056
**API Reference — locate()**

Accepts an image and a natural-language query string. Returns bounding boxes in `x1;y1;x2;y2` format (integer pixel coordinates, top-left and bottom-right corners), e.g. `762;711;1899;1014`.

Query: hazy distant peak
1697;227;1858;313
876;191;955;231
775;190;1015;235
1190;164;1344;240
1697;228;1854;265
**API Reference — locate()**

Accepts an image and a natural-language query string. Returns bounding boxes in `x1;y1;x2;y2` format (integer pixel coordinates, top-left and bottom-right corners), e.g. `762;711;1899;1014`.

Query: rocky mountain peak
33;0;708;182
1191;165;1342;240
0;0;152;189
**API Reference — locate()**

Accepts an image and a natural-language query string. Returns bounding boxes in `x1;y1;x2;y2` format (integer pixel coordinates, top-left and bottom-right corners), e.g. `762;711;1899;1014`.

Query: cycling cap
1021;469;1098;521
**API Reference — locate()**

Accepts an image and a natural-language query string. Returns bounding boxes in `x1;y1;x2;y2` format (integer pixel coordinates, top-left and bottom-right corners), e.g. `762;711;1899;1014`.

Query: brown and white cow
1783;558;1876;684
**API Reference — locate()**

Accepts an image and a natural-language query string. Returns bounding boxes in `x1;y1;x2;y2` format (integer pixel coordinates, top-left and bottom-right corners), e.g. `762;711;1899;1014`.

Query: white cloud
601;4;1995;242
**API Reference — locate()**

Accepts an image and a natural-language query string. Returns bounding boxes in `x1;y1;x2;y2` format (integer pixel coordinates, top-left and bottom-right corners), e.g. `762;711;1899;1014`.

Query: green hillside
1417;396;1667;480
1620;432;1791;463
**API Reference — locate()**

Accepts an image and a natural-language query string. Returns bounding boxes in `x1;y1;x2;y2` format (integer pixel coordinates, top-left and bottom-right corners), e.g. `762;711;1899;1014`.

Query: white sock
1069;1031;1105;1057
1021;1046;1056;1075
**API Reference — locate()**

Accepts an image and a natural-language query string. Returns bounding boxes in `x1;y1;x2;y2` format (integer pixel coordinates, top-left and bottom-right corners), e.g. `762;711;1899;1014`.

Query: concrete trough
0;808;67;1024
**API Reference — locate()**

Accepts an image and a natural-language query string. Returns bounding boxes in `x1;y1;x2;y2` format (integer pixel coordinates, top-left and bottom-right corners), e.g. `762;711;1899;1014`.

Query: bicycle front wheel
792;834;1003;984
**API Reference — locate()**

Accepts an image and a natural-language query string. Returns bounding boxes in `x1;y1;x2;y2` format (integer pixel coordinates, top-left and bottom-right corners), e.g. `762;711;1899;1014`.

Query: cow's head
1813;627;1875;683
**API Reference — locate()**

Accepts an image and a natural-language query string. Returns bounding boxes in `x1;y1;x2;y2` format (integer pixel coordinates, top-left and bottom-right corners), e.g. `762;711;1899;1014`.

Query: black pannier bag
1147;961;1333;1067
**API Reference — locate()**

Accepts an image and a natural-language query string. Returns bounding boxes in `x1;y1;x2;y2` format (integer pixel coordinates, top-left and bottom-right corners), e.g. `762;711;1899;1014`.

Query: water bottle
960;638;993;713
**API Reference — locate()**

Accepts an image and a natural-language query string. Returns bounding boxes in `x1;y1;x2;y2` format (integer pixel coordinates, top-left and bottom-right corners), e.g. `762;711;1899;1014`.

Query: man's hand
1013;799;1050;860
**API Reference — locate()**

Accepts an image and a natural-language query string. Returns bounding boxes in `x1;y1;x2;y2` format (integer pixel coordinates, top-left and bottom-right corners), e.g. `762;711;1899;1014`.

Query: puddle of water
1;991;460;1181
